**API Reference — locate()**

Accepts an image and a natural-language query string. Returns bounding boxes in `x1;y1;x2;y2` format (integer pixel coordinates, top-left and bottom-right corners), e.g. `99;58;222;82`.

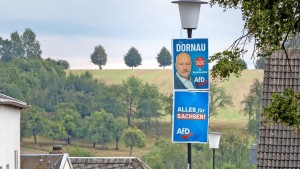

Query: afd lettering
194;77;208;87
194;77;206;83
177;128;193;139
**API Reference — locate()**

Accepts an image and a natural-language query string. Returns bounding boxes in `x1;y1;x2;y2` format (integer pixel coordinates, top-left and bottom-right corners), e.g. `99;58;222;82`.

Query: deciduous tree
210;83;233;117
21;28;42;59
52;103;81;144
90;45;107;69
21;105;48;144
209;0;300;80
255;57;265;69
124;47;142;69
122;127;146;156
156;47;172;69
121;76;142;126
86;110;116;149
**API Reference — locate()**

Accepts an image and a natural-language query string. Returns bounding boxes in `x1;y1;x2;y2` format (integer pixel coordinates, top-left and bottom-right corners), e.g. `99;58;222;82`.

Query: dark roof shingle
258;50;300;168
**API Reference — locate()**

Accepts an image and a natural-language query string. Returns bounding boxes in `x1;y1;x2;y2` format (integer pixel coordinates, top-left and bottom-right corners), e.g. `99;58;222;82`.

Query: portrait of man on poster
174;52;196;89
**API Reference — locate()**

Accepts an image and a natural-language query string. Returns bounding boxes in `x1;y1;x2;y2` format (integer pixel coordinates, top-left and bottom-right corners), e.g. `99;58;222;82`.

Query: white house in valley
0;93;27;169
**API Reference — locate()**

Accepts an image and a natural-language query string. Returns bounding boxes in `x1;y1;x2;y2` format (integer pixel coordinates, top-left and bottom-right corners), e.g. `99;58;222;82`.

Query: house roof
21;153;73;169
0;93;27;108
70;157;151;169
257;50;300;168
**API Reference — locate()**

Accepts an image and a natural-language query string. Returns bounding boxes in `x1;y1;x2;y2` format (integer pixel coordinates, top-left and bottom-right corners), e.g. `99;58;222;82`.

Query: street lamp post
208;132;223;169
172;1;207;169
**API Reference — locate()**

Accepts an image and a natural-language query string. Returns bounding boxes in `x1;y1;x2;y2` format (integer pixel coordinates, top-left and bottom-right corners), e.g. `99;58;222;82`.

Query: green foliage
0;28;42;62
86;110;117;149
21;28;42;59
63;72;106;117
122;127;146;156
263;88;300;129
124;47;142;69
21;105;48;143
142;139;187;169
241;79;263;121
209;48;247;81
238;58;248;70
121;76;143;126
90;45;107;69
156;47;172;69
101;84;126;118
220;163;238;169
44;121;67;143
56;59;70;69
65;146;95;157
52;103;82;144
210;82;233;117
143;140;212;169
218;131;252;169
247;119;260;137
160;93;173;122
137;83;161;132
209;0;300;80
255;57;265;69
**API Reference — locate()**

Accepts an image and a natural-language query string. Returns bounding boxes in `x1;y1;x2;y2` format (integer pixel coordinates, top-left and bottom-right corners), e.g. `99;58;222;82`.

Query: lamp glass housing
172;0;207;29
208;132;223;149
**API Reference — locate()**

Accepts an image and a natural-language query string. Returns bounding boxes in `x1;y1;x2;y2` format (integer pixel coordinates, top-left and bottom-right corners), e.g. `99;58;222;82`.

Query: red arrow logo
197;80;208;87
181;132;193;139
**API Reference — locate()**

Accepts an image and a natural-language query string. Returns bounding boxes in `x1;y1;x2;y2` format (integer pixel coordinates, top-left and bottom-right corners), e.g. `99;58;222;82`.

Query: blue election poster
172;91;209;143
173;38;209;90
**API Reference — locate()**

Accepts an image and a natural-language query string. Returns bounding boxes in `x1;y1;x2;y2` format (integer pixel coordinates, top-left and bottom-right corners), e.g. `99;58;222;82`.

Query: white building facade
0;93;27;169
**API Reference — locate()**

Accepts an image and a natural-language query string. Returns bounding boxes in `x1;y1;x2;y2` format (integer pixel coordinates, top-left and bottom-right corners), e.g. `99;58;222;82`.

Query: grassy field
22;69;264;157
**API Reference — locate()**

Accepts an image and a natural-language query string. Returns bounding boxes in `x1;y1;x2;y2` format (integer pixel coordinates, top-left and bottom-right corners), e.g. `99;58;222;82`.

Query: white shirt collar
176;73;194;89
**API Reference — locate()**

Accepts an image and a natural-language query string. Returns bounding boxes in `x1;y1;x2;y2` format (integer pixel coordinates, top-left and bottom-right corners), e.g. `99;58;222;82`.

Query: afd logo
177;128;193;139
194;77;208;87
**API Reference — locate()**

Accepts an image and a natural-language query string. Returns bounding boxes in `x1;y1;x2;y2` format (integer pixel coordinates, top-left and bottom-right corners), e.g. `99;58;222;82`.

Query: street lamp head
208;132;223;149
172;0;208;29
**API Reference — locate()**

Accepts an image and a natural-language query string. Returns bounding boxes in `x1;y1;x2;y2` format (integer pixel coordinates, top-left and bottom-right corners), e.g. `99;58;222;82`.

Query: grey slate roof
257;50;300;168
21;153;73;169
0;93;27;108
70;157;151;169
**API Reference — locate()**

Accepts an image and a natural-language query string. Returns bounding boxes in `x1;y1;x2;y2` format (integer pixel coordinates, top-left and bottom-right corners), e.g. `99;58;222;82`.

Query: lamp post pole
208;132;223;169
212;148;216;169
187;27;192;169
172;1;207;169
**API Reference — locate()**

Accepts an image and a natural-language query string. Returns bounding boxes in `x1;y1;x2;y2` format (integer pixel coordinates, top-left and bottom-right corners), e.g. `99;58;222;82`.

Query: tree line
91;45;172;69
0;28;257;168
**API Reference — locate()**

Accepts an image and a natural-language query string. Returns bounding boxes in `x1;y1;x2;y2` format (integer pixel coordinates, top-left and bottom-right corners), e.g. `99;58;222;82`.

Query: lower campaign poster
172;91;209;143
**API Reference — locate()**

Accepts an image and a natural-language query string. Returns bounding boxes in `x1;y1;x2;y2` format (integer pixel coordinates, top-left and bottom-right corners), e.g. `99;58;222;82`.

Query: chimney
49;145;64;154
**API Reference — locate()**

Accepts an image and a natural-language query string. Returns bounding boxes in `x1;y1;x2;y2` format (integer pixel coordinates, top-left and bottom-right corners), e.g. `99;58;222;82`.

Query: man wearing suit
174;52;195;89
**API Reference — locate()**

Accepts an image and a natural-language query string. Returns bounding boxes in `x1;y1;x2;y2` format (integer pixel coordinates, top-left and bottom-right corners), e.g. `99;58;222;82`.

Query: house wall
0;105;21;169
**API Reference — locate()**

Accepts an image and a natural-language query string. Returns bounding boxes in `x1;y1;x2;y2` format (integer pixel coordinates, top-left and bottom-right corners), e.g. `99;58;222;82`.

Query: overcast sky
0;0;255;69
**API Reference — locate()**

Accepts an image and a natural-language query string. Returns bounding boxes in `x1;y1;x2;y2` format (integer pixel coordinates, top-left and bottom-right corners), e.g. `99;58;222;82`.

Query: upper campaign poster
172;38;209;90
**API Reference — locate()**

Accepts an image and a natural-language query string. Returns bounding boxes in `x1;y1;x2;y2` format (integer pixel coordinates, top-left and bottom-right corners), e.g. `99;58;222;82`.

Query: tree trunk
130;146;133;156
93;142;96;148
33;134;37;144
127;117;131;127
115;137;119;150
66;137;71;145
99;65;102;69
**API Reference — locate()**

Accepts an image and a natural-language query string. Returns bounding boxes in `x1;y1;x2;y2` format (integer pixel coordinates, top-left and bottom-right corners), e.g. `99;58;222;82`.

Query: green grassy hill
68;69;264;130
22;69;263;156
